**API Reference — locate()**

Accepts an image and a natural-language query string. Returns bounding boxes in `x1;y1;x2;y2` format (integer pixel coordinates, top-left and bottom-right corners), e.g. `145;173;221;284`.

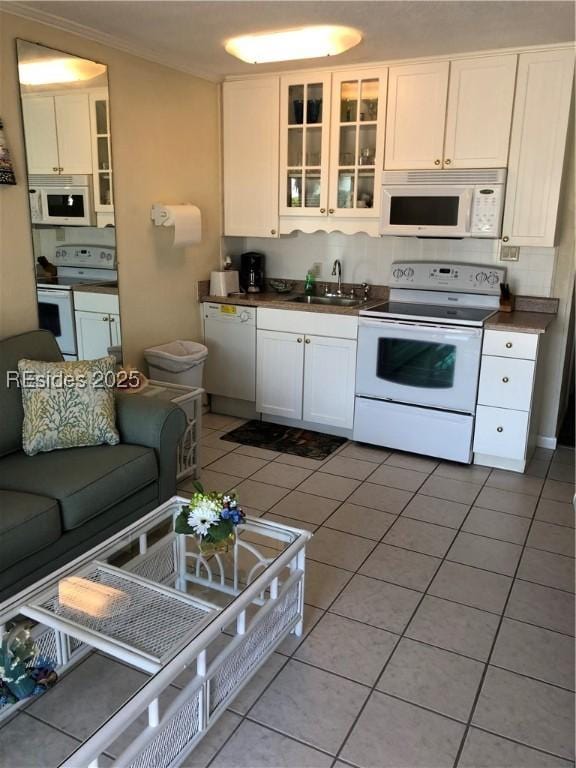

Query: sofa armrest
115;393;187;501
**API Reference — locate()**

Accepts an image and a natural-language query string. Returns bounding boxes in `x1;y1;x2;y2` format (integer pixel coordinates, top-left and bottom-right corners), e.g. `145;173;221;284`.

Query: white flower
187;499;220;536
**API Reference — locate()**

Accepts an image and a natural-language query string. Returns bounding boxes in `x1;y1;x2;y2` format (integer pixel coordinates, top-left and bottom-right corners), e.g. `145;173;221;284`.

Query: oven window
38;302;61;338
45;193;85;218
390;196;459;226
377;338;456;388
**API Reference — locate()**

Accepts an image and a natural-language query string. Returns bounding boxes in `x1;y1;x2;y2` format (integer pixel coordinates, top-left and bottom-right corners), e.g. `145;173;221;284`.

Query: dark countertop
202;292;383;316
202;293;556;330
73;284;119;295
485;311;555;334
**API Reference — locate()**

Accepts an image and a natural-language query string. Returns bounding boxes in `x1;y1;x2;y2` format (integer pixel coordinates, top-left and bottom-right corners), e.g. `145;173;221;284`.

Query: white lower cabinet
302;335;356;429
473;329;540;471
256;330;304;419
76;311;119;360
256;309;358;432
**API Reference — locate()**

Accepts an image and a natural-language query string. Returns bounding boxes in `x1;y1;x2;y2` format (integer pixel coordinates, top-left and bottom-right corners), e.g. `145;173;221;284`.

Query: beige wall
537;126;575;440
0;11;221;367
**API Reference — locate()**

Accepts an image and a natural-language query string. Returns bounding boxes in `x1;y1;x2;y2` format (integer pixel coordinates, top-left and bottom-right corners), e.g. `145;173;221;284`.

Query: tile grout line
452;454;569;768
327;459;492;768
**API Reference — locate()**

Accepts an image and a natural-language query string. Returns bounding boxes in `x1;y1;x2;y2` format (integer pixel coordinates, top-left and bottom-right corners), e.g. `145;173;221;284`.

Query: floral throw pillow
18;356;120;456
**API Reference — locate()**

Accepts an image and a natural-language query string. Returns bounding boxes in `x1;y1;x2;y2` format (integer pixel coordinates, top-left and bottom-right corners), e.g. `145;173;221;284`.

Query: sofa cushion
0;444;158;531
0;490;62;571
0;330;63;458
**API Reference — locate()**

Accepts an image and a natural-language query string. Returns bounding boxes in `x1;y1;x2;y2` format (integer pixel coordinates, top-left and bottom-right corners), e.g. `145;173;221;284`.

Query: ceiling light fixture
19;58;106;86
225;25;362;64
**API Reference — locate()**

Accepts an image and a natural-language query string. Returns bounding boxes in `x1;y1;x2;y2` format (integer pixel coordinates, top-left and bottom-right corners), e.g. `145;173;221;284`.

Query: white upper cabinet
21;96;59;174
385;61;449;169
328;68;388;217
22;93;92;175
443;55;517;168
280;73;331;217
502;49;574;247
223;78;280;237
54;93;93;174
385;56;517;170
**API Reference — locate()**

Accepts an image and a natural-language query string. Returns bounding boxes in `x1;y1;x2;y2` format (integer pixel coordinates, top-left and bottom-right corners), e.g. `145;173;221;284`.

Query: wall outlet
500;245;520;262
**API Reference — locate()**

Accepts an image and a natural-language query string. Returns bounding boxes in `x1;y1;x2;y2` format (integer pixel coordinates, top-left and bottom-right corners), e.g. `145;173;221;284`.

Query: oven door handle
359;318;483;338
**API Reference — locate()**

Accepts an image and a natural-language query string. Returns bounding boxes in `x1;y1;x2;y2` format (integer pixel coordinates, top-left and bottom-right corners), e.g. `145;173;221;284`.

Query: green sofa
0;330;187;601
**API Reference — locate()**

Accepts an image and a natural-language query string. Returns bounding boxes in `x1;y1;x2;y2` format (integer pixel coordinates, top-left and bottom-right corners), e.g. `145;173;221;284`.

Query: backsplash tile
234;233;557;298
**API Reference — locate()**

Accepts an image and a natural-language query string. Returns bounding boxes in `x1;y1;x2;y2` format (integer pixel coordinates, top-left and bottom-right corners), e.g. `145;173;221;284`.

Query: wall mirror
17;40;122;364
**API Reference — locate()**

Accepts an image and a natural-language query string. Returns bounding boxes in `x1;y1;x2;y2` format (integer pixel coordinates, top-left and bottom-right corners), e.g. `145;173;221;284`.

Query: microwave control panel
470;185;505;237
390;262;506;294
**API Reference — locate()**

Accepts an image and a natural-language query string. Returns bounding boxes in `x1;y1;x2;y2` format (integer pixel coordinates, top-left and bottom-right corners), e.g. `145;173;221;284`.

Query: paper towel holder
151;203;195;227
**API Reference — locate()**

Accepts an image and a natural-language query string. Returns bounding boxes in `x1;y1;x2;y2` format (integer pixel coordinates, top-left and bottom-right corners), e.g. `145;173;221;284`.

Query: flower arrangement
175;482;245;553
0;625;57;704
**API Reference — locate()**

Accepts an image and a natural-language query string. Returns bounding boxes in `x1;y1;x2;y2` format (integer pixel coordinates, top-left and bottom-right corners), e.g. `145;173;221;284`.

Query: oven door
37;289;77;357
380;185;472;237
356;319;482;413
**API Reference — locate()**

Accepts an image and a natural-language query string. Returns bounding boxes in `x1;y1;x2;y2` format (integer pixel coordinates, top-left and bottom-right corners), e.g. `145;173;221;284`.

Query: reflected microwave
29;174;95;226
380;169;506;238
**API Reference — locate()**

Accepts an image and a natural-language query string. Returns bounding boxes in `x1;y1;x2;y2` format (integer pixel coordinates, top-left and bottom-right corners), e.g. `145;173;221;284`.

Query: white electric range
37;245;117;359
354;261;506;463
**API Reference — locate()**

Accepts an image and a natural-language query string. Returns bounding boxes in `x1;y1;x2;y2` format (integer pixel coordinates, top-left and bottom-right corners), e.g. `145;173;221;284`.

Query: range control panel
390;262;506;294
53;245;117;269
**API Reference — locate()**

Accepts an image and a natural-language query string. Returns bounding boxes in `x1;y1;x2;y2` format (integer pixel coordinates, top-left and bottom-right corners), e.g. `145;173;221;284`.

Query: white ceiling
9;1;576;81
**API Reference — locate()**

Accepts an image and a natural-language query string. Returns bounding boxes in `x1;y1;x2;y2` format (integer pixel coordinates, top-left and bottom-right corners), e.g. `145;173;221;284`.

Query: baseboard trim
536;435;558;449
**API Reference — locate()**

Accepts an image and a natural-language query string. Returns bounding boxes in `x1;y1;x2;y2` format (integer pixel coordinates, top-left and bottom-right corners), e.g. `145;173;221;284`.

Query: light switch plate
500;246;520;262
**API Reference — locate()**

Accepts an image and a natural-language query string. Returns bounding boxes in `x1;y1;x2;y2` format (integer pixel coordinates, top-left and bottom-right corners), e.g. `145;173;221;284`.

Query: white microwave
29;174;95;226
380;169;506;238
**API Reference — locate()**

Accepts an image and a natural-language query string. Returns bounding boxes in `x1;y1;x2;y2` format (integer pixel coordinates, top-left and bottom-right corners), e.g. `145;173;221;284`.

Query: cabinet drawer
257;308;357;339
473;405;529;460
478;356;535;411
483;329;538;360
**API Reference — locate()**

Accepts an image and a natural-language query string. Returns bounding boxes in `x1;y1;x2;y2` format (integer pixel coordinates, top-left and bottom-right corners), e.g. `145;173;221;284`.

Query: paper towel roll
158;204;202;246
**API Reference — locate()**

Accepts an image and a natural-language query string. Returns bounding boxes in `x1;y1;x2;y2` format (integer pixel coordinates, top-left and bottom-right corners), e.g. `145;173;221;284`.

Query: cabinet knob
305;338;311;344
502;236;509;243
502;376;509;383
270;229;276;235
320;208;326;214
434;159;441;166
497;426;504;433
110;317;115;322
52;167;58;172
59;167;63;172
102;316;109;321
444;158;452;165
297;337;303;343
505;342;513;349
328;208;335;214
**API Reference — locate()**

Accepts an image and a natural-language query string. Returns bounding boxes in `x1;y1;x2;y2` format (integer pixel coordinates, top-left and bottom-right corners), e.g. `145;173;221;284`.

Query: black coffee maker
240;252;265;293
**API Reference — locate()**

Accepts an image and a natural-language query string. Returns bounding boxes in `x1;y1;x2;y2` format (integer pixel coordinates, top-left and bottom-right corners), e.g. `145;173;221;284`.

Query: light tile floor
1;414;574;768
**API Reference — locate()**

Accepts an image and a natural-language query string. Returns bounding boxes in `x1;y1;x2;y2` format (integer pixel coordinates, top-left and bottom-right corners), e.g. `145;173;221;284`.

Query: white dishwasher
203;303;256;401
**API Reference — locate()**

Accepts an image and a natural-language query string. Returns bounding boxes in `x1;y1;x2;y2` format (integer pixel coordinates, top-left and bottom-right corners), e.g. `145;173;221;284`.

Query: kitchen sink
291;295;363;307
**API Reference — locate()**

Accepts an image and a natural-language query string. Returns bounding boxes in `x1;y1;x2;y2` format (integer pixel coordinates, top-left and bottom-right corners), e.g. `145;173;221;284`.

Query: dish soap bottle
304;270;316;296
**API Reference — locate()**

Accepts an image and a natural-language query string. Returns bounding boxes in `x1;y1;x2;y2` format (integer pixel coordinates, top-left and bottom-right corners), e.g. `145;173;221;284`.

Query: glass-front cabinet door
328;69;388;217
279;74;331;217
89;88;114;221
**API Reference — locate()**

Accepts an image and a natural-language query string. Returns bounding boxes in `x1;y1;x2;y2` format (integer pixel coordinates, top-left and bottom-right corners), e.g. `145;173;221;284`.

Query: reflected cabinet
279;68;387;221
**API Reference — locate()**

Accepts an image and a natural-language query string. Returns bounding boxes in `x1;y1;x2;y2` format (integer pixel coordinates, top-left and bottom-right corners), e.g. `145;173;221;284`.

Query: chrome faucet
331;259;343;296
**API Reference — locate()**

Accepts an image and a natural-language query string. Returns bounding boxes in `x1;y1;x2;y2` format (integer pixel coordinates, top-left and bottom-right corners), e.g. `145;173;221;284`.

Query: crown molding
3;1;223;83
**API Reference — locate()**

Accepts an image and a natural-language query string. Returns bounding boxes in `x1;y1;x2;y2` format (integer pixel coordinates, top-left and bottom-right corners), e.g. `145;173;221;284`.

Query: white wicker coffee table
0;496;311;768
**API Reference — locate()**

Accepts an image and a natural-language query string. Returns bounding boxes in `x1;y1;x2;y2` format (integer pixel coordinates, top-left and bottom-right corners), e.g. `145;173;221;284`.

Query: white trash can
144;340;208;387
